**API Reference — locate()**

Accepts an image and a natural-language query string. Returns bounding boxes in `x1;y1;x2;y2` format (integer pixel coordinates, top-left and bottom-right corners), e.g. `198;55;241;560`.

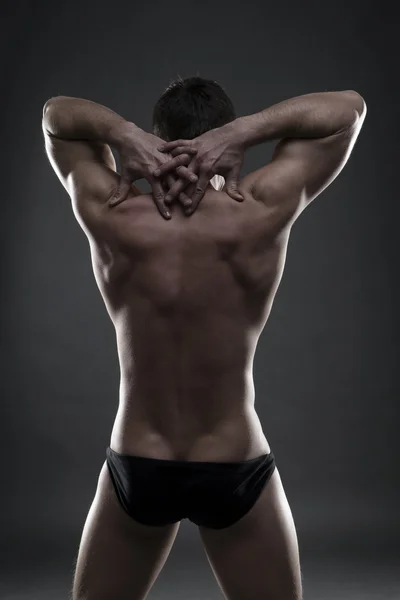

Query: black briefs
106;446;276;529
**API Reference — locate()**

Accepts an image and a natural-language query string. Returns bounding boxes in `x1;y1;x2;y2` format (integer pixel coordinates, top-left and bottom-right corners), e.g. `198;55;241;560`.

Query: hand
109;122;198;219
163;172;194;210
154;122;245;215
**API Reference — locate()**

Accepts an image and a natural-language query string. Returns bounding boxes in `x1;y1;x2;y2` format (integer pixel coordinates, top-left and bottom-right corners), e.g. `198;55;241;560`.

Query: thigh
199;467;302;600
72;461;180;600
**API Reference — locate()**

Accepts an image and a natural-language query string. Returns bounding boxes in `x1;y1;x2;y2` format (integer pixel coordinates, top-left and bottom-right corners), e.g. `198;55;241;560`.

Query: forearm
233;90;366;148
42;96;138;148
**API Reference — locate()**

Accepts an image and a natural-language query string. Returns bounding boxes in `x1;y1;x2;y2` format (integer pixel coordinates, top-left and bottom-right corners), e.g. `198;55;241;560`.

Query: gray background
1;0;398;598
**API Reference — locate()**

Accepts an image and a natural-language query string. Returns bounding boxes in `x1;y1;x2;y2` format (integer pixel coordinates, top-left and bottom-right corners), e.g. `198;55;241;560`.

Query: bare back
43;91;365;463
88;184;298;461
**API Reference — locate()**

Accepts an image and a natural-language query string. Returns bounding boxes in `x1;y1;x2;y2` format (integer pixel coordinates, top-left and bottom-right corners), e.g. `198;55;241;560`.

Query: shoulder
76;184;144;242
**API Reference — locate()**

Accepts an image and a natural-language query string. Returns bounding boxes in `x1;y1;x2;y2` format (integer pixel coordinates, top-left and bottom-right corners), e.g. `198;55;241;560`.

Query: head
152;76;236;142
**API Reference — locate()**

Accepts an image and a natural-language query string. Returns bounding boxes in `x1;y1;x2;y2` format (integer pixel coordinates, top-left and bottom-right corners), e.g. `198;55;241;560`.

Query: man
42;77;366;600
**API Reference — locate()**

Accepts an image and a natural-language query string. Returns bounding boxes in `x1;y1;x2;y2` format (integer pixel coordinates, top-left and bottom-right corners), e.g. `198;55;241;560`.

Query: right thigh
72;461;180;600
199;467;302;600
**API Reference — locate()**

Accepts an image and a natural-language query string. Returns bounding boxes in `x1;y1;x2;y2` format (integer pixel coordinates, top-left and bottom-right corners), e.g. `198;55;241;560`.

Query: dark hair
152;76;236;142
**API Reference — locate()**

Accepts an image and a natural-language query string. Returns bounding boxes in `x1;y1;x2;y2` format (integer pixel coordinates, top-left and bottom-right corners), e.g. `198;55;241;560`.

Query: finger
166;174;192;208
185;171;210;216
108;177;132;207
170;146;198;157
165;174;176;205
150;178;171;219
153;153;194;178
158;139;190;152
165;174;190;206
164;155;197;204
165;178;189;204
224;166;244;202
179;191;193;207
175;164;198;182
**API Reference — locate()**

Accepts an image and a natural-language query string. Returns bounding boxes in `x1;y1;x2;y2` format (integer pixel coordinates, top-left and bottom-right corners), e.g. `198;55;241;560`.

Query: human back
95;181;292;462
84;78;365;463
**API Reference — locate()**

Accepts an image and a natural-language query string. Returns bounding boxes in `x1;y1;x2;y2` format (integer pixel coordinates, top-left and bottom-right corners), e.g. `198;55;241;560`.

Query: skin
42;93;366;600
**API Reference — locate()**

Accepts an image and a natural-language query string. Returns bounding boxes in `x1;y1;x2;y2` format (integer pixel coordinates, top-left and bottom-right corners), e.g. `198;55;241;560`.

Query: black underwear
106;446;276;529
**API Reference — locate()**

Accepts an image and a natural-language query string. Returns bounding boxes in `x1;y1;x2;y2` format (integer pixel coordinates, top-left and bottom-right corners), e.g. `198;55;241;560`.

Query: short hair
152;76;236;142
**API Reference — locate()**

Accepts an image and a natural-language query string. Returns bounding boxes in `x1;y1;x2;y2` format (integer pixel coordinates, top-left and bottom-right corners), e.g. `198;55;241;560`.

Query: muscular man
42;77;366;600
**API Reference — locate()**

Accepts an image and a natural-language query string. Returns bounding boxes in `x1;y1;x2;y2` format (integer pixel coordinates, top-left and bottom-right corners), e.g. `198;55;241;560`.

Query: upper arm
42;122;119;203
240;96;367;226
42;119;123;244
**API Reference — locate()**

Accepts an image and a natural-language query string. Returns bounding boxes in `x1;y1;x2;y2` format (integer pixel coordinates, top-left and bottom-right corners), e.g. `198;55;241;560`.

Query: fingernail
154;169;161;177
190;175;197;182
158;146;165;152
165;211;171;219
165;195;171;202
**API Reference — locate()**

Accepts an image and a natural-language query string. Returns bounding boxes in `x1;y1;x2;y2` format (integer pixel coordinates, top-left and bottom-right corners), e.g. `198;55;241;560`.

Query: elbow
42;97;58;119
336;90;367;132
42;96;68;117
343;90;367;119
43;101;51;119
42;98;62;135
42;97;69;135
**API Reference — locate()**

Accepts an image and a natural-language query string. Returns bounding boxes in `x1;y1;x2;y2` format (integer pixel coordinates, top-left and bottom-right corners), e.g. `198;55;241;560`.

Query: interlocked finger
150;177;171;219
184;171;211;215
175;164;198;182
170;146;198;158
165;177;190;204
158;139;190;152
153;153;194;178
165;174;192;208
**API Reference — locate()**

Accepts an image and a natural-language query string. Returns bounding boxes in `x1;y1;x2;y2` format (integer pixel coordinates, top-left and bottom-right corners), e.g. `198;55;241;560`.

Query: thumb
109;177;132;207
225;167;244;202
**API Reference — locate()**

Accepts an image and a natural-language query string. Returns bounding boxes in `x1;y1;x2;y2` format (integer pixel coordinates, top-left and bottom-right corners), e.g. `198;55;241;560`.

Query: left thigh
199;467;302;600
72;461;180;600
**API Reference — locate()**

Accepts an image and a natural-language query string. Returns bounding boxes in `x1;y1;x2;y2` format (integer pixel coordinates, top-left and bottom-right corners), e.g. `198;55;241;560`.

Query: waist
110;398;269;462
